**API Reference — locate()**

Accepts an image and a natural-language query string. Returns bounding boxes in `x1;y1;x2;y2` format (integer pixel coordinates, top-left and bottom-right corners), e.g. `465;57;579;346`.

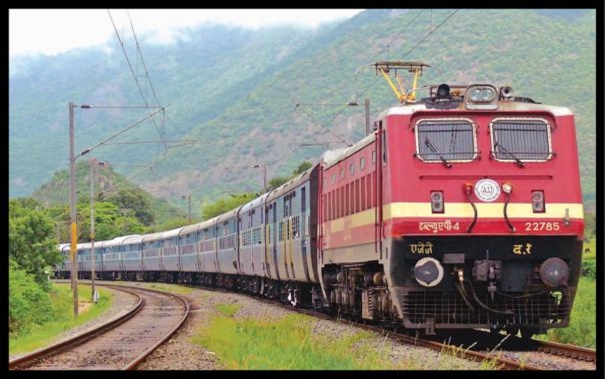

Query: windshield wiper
494;142;525;167
425;138;452;168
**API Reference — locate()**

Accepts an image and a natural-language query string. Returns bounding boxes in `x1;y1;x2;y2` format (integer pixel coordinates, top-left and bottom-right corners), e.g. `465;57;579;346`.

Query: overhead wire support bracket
372;61;430;103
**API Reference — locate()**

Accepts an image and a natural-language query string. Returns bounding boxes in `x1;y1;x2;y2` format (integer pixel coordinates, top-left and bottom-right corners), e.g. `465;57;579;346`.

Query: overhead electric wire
127;10;163;111
355;9;460;101
76;106;169;159
293;101;351;146
107;9;167;149
294;10;428;149
371;9;425;62
50;164;154;223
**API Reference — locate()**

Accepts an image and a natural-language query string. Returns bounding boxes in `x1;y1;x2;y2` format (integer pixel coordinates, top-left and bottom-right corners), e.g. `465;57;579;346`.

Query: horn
500;86;513;98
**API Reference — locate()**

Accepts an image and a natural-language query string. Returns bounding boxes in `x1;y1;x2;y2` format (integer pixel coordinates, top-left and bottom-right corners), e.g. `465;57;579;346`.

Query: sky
9;9;364;58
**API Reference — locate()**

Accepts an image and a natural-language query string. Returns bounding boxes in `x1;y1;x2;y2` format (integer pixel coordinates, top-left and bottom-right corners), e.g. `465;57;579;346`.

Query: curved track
9;285;190;370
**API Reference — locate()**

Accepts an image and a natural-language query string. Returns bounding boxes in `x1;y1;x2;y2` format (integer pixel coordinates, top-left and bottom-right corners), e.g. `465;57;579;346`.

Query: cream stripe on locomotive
328;203;583;232
384;202;584;220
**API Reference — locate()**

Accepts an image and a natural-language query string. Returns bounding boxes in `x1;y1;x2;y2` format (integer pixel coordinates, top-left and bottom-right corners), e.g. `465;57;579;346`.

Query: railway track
9;284;190;370
14;281;593;370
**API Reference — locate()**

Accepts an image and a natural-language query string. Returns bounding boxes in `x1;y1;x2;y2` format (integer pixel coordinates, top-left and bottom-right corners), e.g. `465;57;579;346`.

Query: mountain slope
9;9;597;214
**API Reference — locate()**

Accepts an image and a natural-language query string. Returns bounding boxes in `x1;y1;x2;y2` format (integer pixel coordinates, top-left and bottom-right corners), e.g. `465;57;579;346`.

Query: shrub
9;259;53;337
581;260;596;280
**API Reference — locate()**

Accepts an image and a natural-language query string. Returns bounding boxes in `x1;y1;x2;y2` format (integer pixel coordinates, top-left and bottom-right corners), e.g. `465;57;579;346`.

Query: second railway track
9;284;190;371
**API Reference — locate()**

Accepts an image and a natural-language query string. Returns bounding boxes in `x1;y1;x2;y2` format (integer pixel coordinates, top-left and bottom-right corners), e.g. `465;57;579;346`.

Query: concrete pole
69;102;79;317
89;158;96;301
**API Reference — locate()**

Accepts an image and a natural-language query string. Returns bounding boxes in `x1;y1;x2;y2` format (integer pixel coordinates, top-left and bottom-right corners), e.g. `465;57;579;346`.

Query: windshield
415;118;476;163
490;118;553;162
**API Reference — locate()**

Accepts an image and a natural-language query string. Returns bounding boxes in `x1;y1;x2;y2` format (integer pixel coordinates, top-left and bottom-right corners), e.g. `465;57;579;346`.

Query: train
55;62;585;338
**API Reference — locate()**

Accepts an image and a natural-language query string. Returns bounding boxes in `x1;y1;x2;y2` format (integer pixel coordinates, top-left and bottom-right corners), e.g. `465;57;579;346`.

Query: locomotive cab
318;62;584;337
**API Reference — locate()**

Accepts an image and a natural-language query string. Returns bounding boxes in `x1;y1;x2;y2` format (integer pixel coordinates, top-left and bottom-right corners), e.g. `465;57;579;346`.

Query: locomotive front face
380;94;584;335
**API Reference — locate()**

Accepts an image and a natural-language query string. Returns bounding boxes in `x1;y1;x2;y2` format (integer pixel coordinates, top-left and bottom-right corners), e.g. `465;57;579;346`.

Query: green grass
192;303;495;370
583;238;596;258
193;309;395;369
537;276;597;349
9;283;113;355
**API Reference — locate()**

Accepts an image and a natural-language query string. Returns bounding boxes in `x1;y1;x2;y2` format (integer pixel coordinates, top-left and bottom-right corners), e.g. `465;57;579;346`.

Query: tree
9;199;61;287
107;187;155;226
9;258;54;336
77;201;146;241
202;193;256;220
266;161;314;191
268;176;290;190
293;161;314;175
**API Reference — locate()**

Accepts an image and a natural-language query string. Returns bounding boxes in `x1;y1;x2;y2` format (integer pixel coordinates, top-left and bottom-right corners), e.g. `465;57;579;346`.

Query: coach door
300;186;311;282
264;206;272;278
271;203;280;280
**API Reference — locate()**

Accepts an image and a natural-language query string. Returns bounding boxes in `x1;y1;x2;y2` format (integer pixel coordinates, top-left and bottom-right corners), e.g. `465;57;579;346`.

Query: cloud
10;9;363;58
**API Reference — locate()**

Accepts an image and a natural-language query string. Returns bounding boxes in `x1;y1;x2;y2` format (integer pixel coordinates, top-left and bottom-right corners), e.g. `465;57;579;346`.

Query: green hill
9;9;597;216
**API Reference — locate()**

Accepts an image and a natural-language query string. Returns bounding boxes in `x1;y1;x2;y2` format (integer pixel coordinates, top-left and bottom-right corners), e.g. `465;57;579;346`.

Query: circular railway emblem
474;179;500;202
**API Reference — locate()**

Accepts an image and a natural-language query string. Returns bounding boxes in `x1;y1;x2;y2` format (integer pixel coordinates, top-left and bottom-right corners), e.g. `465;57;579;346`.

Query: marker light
463;183;473;194
502;183;513;194
430;191;444;213
532;190;545;213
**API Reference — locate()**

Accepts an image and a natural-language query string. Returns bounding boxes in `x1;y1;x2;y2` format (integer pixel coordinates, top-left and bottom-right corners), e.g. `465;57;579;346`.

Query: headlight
414;257;444;287
467;85;496;102
469;88;483;102
540;257;569;287
465;84;499;110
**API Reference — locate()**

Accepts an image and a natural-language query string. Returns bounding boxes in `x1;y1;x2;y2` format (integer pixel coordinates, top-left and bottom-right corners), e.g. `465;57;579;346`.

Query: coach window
372;150;376;164
349;162;355;176
360;157;365;170
416;118;476;163
331;173;336;184
490;118;553;162
340;168;344;180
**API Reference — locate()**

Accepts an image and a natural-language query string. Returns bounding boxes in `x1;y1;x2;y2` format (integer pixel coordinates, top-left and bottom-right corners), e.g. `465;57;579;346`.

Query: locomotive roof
379;100;574;118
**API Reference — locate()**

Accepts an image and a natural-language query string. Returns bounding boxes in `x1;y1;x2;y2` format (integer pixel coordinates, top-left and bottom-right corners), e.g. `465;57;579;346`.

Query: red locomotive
317;61;584;337
59;61;584;338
